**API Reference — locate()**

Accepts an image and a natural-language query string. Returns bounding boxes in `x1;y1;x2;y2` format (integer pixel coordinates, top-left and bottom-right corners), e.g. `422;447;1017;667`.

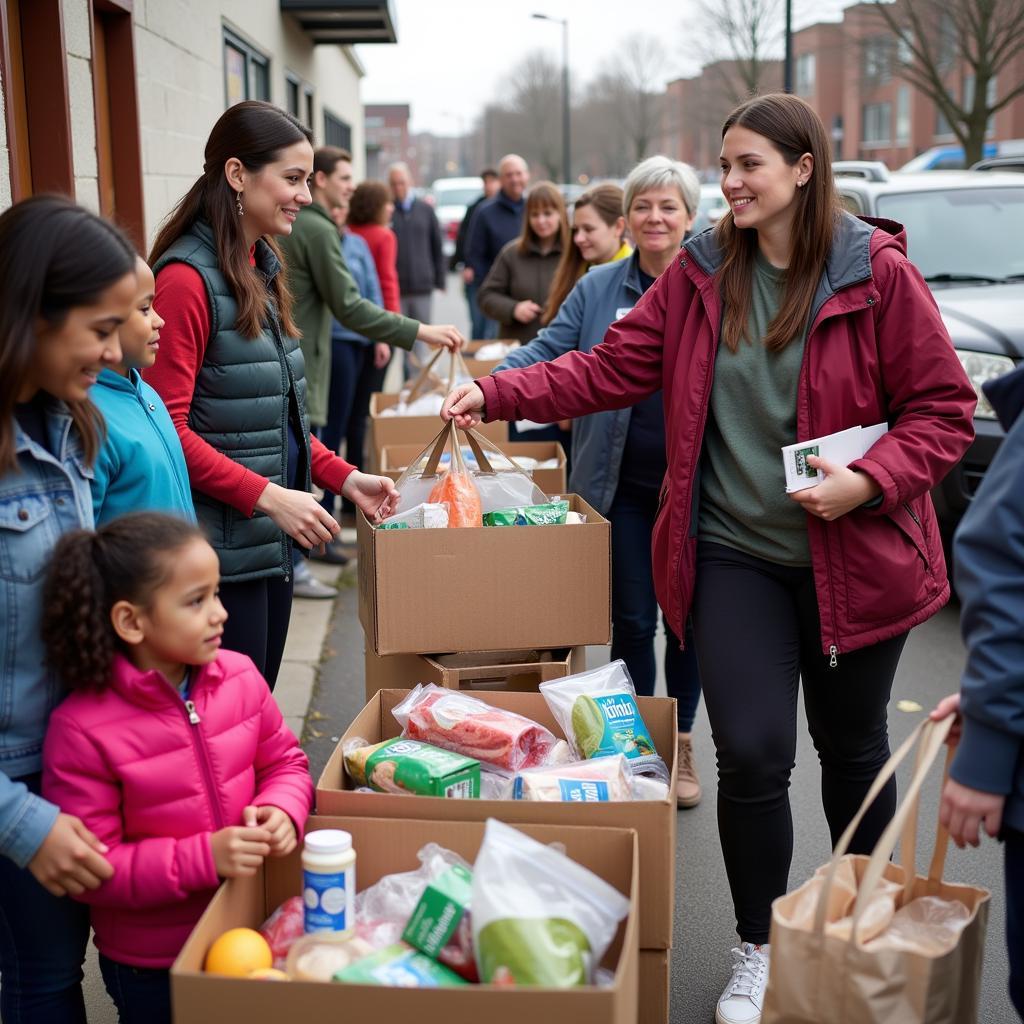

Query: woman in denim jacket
0;196;138;1023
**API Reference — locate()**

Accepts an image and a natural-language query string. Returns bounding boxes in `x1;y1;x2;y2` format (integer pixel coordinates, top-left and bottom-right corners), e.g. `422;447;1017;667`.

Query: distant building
364;103;412;179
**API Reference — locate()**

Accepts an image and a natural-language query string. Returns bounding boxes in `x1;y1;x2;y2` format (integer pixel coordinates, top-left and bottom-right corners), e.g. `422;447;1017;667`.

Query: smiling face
529;204;561;242
573;204;625;264
499;158;529;202
719;125;812;238
628;186;694;262
315;157;354;211
116;258;166;373
228;139;314;239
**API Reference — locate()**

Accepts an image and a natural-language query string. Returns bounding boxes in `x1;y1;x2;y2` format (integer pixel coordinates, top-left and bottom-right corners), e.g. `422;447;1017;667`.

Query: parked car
836;170;1024;538
971;155;1024;173
692;183;729;233
900;143;999;171
430;176;483;259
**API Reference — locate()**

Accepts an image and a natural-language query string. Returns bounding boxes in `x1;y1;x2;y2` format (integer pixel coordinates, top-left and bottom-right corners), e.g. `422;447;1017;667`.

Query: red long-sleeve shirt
147;262;355;517
349;223;401;313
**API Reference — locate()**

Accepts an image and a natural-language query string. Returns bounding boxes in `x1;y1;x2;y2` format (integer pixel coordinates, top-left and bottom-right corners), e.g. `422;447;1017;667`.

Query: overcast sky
357;0;852;135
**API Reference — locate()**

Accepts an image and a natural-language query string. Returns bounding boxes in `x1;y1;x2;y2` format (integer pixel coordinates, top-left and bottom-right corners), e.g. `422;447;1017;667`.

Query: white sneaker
715;942;770;1024
292;558;338;600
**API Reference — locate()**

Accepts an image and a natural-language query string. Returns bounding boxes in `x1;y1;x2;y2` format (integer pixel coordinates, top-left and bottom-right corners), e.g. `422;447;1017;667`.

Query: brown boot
676;733;701;808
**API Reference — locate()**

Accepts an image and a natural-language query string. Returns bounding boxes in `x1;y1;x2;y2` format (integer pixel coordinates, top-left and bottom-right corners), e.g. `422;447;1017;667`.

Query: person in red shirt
347;179;400;314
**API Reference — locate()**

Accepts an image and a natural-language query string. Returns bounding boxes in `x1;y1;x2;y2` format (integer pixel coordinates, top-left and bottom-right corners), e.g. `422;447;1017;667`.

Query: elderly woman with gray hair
493;156;705;807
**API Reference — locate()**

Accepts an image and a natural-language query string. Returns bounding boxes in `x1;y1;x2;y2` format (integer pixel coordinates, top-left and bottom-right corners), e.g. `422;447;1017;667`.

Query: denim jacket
0;402;94;866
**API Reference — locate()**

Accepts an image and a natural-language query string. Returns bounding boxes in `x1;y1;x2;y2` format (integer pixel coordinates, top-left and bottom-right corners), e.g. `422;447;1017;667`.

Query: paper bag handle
405;346;446;404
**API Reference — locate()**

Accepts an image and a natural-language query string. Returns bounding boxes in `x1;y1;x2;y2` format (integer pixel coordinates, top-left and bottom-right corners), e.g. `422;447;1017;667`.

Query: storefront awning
280;0;397;44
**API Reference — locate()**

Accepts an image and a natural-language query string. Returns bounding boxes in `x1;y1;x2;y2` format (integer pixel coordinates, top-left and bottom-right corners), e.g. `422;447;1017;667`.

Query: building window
223;28;269;107
862;36;891;85
896;32;914;65
935;101;955;139
304;88;315;138
862;102;892;145
795;53;815;98
285;73;300;119
963;75;997;135
324;110;352;151
895;86;911;145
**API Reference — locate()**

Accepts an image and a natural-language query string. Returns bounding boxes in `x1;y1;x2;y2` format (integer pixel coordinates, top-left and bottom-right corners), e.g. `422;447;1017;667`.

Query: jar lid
304;829;352;855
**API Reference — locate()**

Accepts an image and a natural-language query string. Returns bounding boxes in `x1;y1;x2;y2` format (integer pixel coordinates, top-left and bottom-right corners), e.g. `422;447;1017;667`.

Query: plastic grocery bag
428;438;482;528
385;347;475;416
392;683;565;771
540;661;670;784
472;819;630;987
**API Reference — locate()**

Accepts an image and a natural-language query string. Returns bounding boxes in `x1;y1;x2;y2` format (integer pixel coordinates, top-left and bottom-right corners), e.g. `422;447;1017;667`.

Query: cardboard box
463;338;521;376
380;440;567;498
172;816;639;1024
368;392;507;472
364;646;586;701
639;949;671;1024
317;689;678;950
358;494;610;656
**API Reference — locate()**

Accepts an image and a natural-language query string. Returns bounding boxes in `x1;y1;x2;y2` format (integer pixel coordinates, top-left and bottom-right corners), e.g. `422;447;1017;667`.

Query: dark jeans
0;774;91;1024
99;955;171;1024
692;541;907;944
219;574;294;690
1006;827;1024;1019
465;280;496;339
608;485;701;732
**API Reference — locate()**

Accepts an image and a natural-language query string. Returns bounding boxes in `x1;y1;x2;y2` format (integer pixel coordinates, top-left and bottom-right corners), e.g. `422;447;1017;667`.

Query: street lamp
783;0;794;93
531;12;570;184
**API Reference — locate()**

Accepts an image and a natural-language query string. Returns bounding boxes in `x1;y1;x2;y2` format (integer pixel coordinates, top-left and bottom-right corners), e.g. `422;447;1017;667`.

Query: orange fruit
204;928;273;977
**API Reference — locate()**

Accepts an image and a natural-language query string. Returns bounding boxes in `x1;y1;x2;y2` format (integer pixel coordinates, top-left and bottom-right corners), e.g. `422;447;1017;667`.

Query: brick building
364;101;412;180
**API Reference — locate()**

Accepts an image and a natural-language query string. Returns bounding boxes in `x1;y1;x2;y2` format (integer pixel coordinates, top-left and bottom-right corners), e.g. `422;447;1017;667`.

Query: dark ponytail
43;513;206;690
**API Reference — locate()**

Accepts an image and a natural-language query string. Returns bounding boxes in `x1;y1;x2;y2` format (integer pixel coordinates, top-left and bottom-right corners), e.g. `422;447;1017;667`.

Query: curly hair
348;180;392;227
42;513;206;691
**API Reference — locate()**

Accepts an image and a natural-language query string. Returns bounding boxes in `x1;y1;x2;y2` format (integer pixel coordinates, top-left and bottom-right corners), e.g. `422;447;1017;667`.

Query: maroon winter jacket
478;214;976;657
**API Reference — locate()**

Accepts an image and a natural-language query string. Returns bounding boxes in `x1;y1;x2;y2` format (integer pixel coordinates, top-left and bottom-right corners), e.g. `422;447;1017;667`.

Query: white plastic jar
302;829;356;934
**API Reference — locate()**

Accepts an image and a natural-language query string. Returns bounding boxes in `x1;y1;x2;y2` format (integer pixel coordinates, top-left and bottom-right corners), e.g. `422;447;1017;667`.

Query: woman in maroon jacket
445;94;976;1024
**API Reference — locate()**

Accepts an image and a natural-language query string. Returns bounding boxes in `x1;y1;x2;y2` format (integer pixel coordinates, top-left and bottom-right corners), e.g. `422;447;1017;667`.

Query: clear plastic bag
259;895;306;969
511;754;634;802
865;895;972;955
472;819;630;987
376;502;449;530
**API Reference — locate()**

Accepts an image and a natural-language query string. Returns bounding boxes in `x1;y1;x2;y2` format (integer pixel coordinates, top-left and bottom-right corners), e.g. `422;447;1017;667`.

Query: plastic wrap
866;896;972;955
285;932;377;981
377;502;449;530
342;737;480;798
511;755;634;802
428;467;482;528
259;896;305;969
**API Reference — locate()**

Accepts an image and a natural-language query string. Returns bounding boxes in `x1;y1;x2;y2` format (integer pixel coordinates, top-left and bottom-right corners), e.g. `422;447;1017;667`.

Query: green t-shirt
698;251;811;566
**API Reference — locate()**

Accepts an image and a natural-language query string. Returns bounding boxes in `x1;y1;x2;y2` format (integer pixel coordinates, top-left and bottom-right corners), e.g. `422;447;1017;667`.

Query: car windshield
876;187;1024;281
433;187;480;207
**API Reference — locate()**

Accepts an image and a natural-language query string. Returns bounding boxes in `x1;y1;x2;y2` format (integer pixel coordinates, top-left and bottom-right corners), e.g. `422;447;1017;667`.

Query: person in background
348;180;400;314
90;256;196;525
477;180;568;346
0;195;136;1023
493;159;704;811
452;167;500;338
930;361;1024;1020
388;161;447;373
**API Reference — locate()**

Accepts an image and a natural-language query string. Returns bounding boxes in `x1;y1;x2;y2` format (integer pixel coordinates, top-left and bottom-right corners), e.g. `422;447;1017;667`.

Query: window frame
223;26;270;107
861;101;892;146
323;108;352;152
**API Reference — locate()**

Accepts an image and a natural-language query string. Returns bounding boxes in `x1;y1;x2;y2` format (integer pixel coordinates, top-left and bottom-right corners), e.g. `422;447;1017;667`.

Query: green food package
378;520;410;530
333;943;468;987
569;692;657;760
343;738;480;798
477;917;591;987
482;500;569;527
402;863;473;960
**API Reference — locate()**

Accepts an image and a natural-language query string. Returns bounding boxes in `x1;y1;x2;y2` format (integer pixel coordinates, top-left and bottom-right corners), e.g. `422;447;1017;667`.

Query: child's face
117;258;165;372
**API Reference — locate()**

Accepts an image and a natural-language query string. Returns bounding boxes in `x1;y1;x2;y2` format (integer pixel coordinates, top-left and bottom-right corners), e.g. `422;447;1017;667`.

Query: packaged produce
259;896;305;968
334;943;468;986
428;464;482;528
343;737;480;798
482;500;570;527
204;928;273;977
285;932;377;981
511;754;634;802
303;830;356;934
393;684;562;772
540;661;670;783
378;502;449;530
472;819;630;987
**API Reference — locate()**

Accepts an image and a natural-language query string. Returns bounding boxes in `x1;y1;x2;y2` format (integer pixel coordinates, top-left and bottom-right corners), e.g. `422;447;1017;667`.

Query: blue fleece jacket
90;368;196;524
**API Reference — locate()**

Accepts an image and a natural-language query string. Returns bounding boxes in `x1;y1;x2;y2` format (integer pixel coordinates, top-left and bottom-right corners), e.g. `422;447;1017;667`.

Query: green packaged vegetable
482;500;569;527
333;943;468;987
343;737;480;798
477;917;591;987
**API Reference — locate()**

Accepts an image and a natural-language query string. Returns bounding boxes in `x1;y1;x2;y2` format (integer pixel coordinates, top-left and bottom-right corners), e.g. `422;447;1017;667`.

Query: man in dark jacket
465;154;529;302
933;363;1024;1018
452;167;499;338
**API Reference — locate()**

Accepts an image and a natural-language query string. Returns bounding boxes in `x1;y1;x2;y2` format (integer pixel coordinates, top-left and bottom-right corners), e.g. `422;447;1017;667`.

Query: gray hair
387;161;411;179
624;156;701;218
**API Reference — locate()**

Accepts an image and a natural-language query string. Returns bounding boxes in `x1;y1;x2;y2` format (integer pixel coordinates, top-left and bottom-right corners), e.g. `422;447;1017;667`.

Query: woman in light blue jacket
0;196;137;1022
496;157;706;808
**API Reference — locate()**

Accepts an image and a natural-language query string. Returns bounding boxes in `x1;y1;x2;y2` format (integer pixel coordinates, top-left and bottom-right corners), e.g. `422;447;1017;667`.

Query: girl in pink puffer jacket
40;512;314;1024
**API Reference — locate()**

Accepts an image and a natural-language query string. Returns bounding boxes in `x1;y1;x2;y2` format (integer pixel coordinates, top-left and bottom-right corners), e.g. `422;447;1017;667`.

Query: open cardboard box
316;689;678;950
172;815;639;1024
379;439;567;497
358;494;610;656
463;339;521;376
368;392;507;472
364;646;586;702
639;949;671;1024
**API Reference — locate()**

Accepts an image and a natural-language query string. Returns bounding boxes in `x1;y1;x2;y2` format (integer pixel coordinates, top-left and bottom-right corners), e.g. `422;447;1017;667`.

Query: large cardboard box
364;646;586;701
380;440;567;497
358;494;611;656
639;949;671;1024
368;392;507;472
317;689;678;950
172;816;639;1024
463;338;520;376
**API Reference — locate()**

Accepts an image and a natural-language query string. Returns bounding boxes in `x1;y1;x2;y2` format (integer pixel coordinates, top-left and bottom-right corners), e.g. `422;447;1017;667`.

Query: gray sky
356;0;851;135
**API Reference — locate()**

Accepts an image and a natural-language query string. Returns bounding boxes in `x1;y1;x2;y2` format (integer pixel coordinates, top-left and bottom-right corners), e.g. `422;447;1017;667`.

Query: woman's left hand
341;470;399;522
788;455;882;521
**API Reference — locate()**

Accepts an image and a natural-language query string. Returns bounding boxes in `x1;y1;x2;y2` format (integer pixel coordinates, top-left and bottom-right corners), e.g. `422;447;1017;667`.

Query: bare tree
499;51;564;179
870;0;1024;165
691;0;783;98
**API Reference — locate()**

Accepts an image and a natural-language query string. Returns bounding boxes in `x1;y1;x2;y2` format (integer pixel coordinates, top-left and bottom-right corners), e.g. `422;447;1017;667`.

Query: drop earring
236;191;244;216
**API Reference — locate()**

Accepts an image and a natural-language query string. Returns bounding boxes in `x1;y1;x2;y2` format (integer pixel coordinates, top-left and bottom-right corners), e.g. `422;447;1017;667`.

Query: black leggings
218;575;294;690
692;542;907;944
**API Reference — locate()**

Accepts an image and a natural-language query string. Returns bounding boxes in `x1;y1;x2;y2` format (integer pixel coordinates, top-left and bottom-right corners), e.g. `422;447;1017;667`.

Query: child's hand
246;804;297;857
210;825;271;878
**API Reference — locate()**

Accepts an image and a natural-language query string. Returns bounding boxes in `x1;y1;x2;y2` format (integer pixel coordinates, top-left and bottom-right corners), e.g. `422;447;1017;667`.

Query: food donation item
541;661;670;783
303;830;356;934
286;933;377;981
472;819;630;987
334;943;468;987
343;737;480;798
393;684;562;772
427;468;482;528
378;502;449;530
204;928;273;977
512;754;634;802
259;896;305;968
482;500;570;527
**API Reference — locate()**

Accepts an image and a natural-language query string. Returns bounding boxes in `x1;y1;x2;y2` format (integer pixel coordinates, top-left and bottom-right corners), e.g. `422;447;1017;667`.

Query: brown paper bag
762;717;991;1024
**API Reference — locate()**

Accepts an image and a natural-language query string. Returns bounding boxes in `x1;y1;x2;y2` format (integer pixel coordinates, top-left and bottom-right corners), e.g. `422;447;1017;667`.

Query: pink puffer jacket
42;649;313;968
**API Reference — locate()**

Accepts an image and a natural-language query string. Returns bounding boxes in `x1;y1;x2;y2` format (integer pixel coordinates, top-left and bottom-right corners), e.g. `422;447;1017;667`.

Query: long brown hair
715;93;841;352
149;101;312;339
543;183;625;324
517;181;569;257
0;196;136;473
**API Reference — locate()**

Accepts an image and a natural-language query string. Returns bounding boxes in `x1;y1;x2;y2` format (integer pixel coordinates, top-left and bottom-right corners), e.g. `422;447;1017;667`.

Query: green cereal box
344;738;480;798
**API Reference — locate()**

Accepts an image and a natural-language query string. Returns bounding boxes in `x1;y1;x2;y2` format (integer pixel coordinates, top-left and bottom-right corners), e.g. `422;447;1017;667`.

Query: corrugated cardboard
380;440;567;497
363;646;586;701
639;949;671;1024
317;689;678;950
463;338;520;376
358;494;611;655
368;392;507;471
171;815;639;1024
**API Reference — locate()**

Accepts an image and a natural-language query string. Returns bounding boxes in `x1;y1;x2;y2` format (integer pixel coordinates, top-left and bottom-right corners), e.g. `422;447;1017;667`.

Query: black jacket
451;193;489;271
466;191;525;283
390;199;445;295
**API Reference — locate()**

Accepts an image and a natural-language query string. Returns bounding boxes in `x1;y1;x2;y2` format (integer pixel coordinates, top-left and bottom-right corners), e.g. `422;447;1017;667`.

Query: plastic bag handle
465;427;537;483
463;429;496;475
405;346;446;403
419;423;453;479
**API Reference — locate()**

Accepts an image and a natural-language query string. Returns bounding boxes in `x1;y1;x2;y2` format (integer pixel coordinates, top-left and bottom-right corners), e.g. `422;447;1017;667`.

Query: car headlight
956;350;1015;419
